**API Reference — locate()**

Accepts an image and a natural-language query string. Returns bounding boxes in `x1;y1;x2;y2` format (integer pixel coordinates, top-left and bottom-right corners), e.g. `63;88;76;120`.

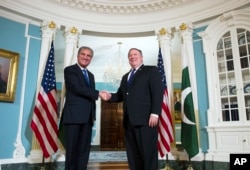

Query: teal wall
22;27;41;157
193;26;209;151
0;17;41;158
0;16;210;159
96;82;117;92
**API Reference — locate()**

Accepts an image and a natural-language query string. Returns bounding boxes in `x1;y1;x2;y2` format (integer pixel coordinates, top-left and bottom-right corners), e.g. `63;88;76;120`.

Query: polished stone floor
89;151;127;162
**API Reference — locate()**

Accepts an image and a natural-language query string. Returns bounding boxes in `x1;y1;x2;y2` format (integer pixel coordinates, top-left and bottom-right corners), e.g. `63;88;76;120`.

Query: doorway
100;101;125;150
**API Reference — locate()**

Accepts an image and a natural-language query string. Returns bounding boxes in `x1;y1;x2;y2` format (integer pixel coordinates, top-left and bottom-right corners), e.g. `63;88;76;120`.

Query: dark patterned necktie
82;69;90;86
128;69;135;86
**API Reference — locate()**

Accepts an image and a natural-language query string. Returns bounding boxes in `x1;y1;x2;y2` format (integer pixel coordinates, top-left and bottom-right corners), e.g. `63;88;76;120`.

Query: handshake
99;91;111;101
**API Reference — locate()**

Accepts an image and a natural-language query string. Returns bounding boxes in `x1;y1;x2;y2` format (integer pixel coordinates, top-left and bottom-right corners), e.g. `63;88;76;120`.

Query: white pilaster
59;26;80;111
156;27;176;160
157;28;173;105
178;24;199;111
63;26;80;67
13;23;30;160
59;26;80;115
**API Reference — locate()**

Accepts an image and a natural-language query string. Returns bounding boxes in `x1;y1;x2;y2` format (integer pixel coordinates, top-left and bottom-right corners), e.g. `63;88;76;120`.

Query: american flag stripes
31;41;58;158
157;47;174;157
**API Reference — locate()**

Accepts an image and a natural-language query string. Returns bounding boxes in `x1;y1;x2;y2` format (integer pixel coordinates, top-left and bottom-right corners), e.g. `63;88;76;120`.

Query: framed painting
174;89;181;123
0;49;19;102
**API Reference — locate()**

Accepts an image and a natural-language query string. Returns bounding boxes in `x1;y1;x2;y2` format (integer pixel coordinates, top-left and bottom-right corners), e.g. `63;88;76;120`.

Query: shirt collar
77;63;87;71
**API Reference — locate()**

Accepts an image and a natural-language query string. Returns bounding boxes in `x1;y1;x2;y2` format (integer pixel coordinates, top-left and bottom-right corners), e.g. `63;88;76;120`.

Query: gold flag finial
70;27;78;34
159;28;167;35
48;21;56;29
179;23;187;30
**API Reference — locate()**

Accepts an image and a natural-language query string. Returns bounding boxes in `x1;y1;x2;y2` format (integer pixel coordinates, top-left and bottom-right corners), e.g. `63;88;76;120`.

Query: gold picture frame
0;49;19;102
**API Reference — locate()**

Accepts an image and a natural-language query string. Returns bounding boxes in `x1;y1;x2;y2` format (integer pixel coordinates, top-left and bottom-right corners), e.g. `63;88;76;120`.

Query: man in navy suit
105;48;163;170
62;46;106;170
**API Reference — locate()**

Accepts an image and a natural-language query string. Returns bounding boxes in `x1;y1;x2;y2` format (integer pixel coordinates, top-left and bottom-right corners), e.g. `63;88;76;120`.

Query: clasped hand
99;91;111;101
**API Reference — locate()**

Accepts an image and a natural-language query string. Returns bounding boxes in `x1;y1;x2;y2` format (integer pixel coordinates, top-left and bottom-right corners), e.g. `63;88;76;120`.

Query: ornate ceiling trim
52;0;200;14
1;0;250;33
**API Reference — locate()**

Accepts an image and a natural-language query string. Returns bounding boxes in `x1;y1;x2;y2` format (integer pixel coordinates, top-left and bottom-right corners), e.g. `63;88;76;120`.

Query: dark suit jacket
62;64;99;124
110;65;163;126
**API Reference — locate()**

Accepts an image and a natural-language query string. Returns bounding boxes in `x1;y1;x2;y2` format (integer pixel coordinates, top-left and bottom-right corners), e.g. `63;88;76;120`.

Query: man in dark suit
105;48;163;170
62;46;106;170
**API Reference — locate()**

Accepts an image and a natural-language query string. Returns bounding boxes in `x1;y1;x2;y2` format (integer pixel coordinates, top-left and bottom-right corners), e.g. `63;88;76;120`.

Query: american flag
157;47;174;157
31;41;58;158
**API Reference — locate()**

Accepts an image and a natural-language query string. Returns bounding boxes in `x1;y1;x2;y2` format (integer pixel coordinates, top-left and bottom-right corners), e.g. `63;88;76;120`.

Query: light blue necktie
82;69;90;86
128;69;135;86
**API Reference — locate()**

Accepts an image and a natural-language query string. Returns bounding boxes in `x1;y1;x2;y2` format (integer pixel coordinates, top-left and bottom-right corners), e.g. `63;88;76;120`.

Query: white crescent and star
181;87;196;125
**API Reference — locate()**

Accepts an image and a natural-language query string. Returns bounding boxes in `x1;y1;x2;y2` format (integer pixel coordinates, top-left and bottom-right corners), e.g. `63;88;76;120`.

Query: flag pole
41;155;45;170
161;153;173;170
187;155;194;170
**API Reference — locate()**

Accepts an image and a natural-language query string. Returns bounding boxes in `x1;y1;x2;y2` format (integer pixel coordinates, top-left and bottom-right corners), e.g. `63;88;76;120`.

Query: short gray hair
78;46;94;57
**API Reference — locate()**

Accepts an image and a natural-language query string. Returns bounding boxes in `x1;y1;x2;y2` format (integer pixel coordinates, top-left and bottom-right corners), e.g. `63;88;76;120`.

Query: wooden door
101;101;125;150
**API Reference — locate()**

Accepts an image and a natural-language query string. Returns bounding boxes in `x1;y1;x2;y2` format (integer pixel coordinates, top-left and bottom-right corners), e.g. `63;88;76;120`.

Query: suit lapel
74;64;90;87
127;65;144;87
88;72;94;87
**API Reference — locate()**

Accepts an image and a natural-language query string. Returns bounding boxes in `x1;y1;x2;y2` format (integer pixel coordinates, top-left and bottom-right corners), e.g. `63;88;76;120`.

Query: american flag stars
41;47;56;93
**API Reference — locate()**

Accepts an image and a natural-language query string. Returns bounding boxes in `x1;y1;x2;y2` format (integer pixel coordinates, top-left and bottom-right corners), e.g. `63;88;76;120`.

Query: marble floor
89;151;127;162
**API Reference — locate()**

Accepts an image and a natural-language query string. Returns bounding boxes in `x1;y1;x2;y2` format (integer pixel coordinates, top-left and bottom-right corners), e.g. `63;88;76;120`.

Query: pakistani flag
181;42;199;158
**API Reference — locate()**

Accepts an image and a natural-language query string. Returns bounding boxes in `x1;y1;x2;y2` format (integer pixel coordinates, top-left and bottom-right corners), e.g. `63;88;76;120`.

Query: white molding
0;158;27;165
159;149;205;162
205;152;229;162
13;23;31;159
0;8;41;26
51;0;201;14
1;0;250;33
